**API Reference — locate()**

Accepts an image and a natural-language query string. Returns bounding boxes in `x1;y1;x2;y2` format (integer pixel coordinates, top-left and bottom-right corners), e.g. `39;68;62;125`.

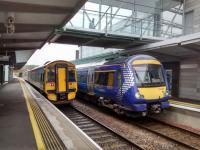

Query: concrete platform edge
151;106;200;133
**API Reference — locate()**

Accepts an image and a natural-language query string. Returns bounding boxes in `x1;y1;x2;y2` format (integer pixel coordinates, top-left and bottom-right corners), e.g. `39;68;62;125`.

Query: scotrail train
76;55;170;117
23;60;77;104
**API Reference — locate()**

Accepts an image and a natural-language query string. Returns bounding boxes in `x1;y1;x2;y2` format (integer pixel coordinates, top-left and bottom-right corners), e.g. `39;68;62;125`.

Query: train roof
29;60;75;71
104;54;157;65
77;55;158;69
43;60;75;67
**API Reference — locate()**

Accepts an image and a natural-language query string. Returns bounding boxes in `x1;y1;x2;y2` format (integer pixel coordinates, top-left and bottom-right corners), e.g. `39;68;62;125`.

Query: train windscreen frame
133;64;165;87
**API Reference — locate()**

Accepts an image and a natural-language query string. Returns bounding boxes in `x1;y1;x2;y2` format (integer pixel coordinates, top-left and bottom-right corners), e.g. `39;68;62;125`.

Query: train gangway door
57;68;67;93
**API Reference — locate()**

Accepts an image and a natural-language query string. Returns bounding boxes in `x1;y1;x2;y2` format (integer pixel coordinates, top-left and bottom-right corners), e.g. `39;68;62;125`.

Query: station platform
0;78;101;150
150;97;200;133
0;79;37;149
169;98;200;112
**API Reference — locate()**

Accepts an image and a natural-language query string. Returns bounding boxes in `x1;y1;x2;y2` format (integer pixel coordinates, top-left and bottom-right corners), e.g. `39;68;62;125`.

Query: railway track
68;100;200;150
133;117;200;150
59;106;143;150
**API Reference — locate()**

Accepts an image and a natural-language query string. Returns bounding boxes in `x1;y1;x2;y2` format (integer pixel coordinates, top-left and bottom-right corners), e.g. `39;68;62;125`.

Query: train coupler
149;103;161;114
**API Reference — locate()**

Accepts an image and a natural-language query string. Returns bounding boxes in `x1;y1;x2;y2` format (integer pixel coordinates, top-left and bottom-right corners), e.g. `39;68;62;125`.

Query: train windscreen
133;64;165;87
47;67;55;82
68;69;76;82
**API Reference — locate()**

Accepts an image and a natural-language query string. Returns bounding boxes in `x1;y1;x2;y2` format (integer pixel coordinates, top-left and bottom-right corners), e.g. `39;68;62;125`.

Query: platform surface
171;97;200;105
0;78;101;150
0;79;37;150
170;98;200;111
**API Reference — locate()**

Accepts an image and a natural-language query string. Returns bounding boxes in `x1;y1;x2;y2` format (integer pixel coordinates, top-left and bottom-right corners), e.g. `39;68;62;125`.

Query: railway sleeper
67;114;84;118
98;140;128;149
82;128;106;134
72;118;89;123
76;122;95;126
107;144;134;150
78;123;97;129
68;117;87;121
87;133;113;139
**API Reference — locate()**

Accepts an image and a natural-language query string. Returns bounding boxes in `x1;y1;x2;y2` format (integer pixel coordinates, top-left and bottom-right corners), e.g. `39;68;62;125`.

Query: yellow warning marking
169;100;200;109
19;80;46;150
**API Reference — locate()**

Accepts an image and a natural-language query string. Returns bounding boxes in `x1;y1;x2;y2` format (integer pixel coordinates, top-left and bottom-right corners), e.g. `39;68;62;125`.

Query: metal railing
64;9;183;39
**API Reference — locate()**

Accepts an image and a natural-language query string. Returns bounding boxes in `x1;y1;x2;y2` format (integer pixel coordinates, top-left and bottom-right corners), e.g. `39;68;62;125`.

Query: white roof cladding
15;50;35;63
89;0;181;14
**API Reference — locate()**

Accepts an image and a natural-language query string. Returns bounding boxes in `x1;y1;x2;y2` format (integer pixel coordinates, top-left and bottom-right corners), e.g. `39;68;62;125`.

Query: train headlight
135;92;140;99
135;92;144;99
165;90;171;97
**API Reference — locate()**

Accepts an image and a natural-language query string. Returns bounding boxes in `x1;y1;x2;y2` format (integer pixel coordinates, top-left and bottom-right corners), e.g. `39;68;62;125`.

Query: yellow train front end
132;58;170;114
44;61;77;104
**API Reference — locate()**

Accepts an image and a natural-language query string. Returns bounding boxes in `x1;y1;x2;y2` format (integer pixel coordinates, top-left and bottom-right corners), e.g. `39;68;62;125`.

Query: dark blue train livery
77;55;170;116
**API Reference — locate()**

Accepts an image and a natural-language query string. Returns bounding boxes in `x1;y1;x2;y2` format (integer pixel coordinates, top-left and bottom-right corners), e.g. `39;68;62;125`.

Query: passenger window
47;67;55;82
108;72;114;87
95;72;107;86
95;71;114;87
95;72;100;84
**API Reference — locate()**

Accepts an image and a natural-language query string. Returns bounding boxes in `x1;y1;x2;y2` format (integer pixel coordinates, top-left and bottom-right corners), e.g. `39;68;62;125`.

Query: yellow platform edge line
169;100;200;109
19;80;46;150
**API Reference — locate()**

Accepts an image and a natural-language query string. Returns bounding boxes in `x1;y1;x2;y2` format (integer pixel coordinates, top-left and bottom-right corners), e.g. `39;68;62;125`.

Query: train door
105;71;117;98
56;64;67;93
87;68;95;95
165;69;172;95
163;62;180;97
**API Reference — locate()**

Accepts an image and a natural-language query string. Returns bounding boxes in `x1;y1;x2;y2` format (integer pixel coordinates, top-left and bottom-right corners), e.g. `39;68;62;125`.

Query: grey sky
27;43;78;66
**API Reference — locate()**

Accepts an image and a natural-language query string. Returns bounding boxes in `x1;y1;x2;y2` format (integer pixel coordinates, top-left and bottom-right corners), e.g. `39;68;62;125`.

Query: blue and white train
76;55;170;117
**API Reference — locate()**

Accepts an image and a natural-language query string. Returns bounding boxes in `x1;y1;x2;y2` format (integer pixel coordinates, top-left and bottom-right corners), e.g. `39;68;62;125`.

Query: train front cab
45;62;77;104
131;59;170;114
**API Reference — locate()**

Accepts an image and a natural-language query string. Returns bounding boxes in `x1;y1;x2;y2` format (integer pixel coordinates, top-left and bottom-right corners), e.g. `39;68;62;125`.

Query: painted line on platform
19;80;46;150
170;104;200;113
170;100;200;112
170;100;200;108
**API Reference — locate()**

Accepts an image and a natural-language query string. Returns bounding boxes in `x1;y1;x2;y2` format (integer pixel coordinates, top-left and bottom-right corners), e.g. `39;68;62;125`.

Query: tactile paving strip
21;80;66;150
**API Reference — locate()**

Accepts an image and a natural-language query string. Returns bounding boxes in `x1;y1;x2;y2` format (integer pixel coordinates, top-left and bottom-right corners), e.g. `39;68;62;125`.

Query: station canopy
0;0;86;69
122;32;200;62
